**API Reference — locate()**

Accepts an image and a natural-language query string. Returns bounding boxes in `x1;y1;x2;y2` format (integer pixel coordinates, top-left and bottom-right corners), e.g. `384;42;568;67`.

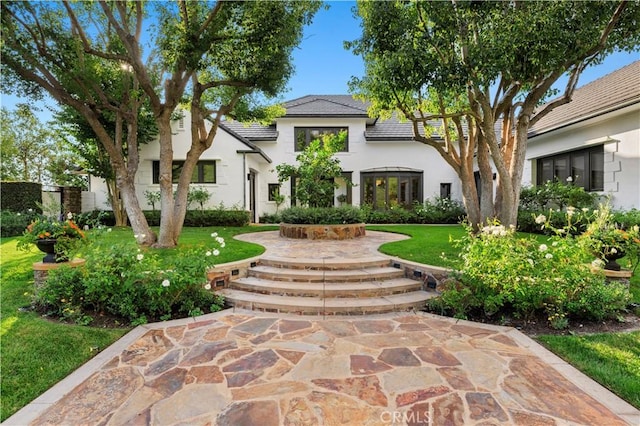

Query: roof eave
529;98;640;139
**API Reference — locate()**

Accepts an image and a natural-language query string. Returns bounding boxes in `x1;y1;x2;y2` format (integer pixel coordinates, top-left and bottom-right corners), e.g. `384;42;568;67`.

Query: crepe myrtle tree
1;0;320;247
348;0;640;230
276;131;349;208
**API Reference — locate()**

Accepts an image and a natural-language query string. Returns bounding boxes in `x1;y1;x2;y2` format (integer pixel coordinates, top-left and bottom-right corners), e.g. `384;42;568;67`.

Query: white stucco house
524;60;640;209
90;61;639;220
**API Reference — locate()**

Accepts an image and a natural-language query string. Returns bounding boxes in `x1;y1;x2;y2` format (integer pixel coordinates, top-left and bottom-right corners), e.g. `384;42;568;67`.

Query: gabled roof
529;60;640;137
283;95;369;117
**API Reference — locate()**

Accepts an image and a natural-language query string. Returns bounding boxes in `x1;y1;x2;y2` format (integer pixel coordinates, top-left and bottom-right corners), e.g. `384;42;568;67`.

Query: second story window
294;127;348;152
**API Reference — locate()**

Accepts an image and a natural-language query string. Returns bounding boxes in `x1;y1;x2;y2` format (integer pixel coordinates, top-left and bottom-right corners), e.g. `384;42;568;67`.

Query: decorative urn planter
35;238;68;263
602;249;625;271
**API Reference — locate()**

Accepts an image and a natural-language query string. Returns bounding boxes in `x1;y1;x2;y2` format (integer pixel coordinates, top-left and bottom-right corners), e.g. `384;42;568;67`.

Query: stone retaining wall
279;223;366;240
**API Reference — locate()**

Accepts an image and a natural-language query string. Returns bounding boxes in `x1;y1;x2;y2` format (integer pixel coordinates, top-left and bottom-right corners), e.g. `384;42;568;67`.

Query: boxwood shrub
281;206;364;224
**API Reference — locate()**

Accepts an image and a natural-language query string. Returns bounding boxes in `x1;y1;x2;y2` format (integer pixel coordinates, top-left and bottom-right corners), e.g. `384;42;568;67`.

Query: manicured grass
538;332;640;409
367;224;466;267
86;225;279;267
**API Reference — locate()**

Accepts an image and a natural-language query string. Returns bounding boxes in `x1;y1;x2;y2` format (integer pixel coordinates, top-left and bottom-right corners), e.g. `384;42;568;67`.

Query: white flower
204;283;211;290
552;241;558;247
215;236;225;244
107;228;112;232
539;244;548;252
206;251;212;257
161;279;170;287
16;213;21;216
566;206;576;217
136;254;144;261
535;215;546;224
545;253;553;259
134;234;138;239
610;247;618;254
83;225;90;231
527;258;534;267
566;176;573;182
28;208;33;213
211;232;218;238
213;249;220;256
220;242;226;248
67;212;73;220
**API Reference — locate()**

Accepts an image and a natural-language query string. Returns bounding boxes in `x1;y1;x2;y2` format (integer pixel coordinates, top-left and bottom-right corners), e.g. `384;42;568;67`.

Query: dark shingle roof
529;60;640;137
219;121;278;141
365;114;414;140
283;95;369;117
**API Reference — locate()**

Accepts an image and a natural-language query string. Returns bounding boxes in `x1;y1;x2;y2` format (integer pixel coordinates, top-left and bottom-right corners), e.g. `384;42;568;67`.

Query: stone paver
7;311;638;426
5;231;639;425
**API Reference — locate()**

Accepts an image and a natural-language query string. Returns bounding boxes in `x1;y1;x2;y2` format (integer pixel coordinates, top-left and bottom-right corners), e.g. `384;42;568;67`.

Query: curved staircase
217;255;437;315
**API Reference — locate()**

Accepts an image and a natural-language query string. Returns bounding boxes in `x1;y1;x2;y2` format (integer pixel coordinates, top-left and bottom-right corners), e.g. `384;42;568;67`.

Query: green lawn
1;224;638;420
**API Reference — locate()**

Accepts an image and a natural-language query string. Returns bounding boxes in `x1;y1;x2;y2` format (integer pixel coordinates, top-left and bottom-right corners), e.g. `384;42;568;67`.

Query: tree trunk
171;146;205;242
106;179;127;226
114;169;154;244
156;115;178;248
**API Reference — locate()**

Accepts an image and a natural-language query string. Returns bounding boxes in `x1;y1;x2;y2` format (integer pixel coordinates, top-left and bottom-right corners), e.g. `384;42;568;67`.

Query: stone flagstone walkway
5;310;639;425
5;231;639;425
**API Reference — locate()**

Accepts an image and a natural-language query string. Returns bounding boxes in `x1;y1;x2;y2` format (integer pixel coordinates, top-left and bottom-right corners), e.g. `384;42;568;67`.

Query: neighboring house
524;60;640;210
90;62;639;220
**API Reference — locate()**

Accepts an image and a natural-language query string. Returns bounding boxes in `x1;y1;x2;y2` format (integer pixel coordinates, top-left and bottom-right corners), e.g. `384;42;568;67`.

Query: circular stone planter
279;223;366;240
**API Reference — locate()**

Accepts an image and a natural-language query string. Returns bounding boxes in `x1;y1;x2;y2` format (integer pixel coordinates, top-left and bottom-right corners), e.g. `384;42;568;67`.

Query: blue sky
2;0;638;121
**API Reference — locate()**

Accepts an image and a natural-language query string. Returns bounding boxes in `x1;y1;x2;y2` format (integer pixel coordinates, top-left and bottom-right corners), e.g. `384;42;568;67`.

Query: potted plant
583;205;640;271
18;214;86;263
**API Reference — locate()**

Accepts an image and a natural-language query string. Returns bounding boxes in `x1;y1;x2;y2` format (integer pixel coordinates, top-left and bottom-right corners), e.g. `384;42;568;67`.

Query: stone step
230;276;423;298
248;265;405;283
258;255;392;271
218;289;437;315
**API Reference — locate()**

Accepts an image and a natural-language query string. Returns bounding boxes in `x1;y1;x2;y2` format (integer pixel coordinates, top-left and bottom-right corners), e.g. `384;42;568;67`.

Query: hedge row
0;181;42;213
0;209;251;237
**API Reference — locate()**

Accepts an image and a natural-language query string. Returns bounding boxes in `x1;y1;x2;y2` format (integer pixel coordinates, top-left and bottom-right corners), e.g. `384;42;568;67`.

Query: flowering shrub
435;217;630;329
37;232;225;325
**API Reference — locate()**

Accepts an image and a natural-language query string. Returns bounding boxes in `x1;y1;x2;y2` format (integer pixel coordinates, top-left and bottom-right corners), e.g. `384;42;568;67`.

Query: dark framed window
268;183;280;201
152;160;216;184
294;127;348;152
440;183;452;199
536;145;603;191
361;171;423;209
